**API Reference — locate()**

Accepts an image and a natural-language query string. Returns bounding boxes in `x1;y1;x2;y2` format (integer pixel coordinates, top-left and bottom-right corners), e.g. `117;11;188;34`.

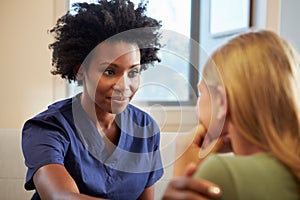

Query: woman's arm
162;177;221;200
33;164;107;200
162;164;222;200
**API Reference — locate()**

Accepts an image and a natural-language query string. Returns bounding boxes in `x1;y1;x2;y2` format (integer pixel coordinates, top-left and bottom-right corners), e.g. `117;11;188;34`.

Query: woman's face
197;80;226;145
81;41;141;114
196;80;213;130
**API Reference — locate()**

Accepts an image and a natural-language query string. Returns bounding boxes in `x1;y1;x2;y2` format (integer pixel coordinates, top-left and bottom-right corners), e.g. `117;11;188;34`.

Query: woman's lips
110;96;130;105
111;96;127;100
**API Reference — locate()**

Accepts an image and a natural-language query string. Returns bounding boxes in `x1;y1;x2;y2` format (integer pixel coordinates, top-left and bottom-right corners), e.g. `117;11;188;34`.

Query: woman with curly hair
21;1;164;199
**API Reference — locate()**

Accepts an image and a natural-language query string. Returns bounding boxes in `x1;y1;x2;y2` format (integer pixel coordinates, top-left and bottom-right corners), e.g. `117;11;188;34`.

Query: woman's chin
110;104;128;114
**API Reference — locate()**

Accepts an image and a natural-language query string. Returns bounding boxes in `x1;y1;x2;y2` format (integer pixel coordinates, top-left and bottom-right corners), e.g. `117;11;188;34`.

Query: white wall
280;0;300;52
0;0;68;129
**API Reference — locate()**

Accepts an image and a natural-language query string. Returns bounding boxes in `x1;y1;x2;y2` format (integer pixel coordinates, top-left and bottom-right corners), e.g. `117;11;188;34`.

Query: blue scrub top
22;94;164;200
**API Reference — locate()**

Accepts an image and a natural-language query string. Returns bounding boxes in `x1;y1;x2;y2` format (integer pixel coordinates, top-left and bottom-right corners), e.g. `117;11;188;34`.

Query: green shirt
194;153;299;200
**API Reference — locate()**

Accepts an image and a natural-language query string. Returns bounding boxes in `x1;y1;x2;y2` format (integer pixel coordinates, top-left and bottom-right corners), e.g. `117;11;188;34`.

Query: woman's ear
216;85;228;120
74;65;84;80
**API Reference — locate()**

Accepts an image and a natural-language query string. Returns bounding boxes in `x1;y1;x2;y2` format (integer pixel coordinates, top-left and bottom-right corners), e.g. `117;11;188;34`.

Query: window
130;0;194;106
68;0;200;106
210;0;251;37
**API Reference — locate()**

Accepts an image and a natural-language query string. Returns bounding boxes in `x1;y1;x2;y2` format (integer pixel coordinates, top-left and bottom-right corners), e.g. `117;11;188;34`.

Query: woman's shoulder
196;153;234;174
199;153;283;171
37;94;82;118
195;153;299;200
194;153;275;182
23;97;75;130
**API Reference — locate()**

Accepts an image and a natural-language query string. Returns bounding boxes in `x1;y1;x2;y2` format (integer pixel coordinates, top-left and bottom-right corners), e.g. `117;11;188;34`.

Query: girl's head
200;30;300;181
205;30;300;149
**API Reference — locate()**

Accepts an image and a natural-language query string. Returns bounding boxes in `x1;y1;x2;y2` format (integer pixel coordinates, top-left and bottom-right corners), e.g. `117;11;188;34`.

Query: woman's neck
80;93;116;129
80;93;120;148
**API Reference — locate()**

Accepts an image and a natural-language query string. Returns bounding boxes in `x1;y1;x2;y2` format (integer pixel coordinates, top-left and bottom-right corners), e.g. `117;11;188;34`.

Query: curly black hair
49;0;162;83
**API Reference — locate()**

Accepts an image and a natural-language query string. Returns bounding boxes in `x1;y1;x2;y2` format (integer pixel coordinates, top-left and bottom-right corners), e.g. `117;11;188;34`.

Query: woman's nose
114;75;130;92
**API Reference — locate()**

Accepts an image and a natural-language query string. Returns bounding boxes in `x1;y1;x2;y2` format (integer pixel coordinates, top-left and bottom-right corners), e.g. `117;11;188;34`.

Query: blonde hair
204;30;300;183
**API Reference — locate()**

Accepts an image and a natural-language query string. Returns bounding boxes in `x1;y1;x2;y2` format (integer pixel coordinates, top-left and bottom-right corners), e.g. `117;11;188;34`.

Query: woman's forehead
91;41;140;61
97;41;138;52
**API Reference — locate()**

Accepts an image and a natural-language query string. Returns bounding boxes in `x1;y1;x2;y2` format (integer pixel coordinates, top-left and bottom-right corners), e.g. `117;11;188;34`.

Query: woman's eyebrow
99;62;140;69
130;64;141;69
99;62;115;67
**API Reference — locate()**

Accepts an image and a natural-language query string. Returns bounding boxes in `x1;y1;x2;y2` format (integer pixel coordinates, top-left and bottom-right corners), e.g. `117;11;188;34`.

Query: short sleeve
22;119;70;190
193;154;238;200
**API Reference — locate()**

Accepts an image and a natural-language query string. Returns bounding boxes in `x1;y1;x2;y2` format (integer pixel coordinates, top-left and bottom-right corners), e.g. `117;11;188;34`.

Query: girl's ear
216;85;228;120
74;65;84;80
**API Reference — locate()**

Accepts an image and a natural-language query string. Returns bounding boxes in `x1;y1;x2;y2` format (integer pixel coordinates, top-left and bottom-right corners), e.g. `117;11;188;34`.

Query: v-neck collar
72;94;128;163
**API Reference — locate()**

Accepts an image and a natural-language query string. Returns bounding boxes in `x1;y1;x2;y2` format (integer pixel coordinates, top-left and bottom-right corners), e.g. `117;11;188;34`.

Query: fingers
162;189;210;200
162;177;222;200
172;177;222;198
192;125;207;147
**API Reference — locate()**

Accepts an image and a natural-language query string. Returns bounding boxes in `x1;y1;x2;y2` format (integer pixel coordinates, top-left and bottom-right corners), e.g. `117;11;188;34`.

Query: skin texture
32;42;154;200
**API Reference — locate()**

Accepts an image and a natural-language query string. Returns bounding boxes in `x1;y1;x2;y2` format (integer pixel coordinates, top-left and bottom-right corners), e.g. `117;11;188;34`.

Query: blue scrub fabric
22;94;164;200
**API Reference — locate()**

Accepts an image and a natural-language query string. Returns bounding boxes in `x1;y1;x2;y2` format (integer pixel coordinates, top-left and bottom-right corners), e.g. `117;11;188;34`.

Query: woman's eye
104;68;115;76
128;69;140;78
